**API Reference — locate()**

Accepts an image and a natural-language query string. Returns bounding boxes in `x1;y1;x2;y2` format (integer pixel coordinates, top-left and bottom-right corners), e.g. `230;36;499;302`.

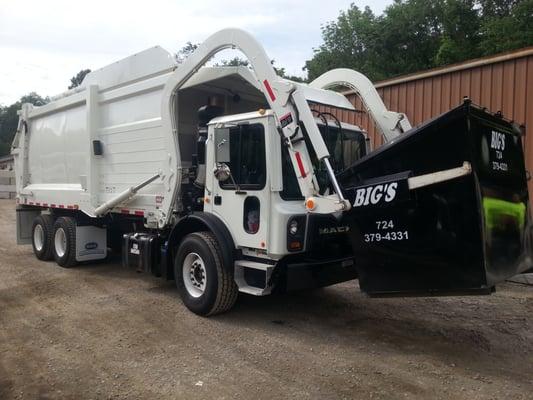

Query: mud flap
338;101;533;296
16;206;41;245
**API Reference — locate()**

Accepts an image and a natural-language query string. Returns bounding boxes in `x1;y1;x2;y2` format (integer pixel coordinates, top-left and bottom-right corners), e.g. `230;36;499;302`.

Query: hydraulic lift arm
160;28;350;216
310;68;412;142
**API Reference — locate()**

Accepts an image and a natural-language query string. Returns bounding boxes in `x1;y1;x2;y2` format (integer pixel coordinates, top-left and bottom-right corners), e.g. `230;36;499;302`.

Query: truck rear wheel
32;214;55;261
52;217;78;268
174;232;238;316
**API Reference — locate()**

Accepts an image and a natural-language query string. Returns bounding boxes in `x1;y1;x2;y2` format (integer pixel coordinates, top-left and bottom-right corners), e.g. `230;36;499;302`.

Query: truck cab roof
209;110;365;135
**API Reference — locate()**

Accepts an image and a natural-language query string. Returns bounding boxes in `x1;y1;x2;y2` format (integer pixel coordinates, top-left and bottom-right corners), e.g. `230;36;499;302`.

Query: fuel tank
338;101;533;296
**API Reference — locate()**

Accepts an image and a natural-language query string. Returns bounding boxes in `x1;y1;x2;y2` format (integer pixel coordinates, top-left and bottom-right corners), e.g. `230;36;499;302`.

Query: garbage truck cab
199;109;367;294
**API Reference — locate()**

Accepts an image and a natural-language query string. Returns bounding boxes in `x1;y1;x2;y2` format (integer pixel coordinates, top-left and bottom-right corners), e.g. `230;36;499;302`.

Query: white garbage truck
12;29;532;315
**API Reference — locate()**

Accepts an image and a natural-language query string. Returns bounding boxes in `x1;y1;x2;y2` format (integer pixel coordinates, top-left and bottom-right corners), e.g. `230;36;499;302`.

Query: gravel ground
0;199;532;399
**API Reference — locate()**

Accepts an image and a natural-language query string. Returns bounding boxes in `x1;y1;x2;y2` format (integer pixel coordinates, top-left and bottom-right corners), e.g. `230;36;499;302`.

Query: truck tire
52;217;78;268
32;214;55;261
174;232;238;316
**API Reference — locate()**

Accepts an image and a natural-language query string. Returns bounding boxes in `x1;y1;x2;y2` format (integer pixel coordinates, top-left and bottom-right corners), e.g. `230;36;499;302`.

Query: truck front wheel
174;232;238;316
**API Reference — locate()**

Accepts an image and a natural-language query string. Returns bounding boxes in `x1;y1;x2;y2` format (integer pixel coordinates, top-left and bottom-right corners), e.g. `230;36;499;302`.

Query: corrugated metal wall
315;47;533;193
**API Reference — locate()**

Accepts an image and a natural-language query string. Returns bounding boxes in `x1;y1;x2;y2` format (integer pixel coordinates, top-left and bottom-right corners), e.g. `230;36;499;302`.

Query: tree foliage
216;56;250;67
305;0;533;81
175;42;199;64
479;0;533;55
68;69;91;89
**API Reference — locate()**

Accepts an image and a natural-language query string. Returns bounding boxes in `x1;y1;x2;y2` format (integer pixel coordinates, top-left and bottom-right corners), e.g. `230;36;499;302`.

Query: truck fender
166;212;236;280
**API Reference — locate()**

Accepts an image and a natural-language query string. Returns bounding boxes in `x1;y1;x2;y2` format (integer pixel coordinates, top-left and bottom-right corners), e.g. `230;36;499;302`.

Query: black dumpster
338;101;533;296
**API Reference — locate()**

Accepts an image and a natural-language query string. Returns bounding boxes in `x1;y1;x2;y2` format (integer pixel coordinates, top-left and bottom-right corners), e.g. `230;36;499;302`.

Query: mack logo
319;226;350;234
353;182;398;207
85;242;98;250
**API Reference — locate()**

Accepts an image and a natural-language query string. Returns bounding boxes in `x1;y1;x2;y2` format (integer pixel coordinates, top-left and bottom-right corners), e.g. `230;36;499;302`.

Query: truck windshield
281;124;366;200
321;125;365;173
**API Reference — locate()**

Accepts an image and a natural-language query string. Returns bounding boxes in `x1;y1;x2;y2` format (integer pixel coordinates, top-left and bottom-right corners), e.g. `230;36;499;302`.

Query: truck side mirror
214;128;230;163
213;163;231;182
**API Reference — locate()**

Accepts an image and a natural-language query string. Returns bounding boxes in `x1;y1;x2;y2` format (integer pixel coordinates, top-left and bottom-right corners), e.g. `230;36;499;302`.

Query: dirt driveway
0;199;532;399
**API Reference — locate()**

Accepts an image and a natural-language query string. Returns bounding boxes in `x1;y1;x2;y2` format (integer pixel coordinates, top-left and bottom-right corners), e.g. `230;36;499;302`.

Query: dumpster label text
491;130;505;151
363;219;410;242
364;231;409;242
489;130;509;171
353;182;398;207
345;172;410;209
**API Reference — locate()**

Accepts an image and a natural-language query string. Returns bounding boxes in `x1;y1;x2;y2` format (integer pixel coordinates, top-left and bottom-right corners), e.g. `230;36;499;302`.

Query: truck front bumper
280;256;358;292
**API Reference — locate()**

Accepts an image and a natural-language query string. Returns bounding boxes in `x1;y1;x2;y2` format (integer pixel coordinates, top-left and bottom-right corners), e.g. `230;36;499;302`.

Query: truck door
209;121;270;251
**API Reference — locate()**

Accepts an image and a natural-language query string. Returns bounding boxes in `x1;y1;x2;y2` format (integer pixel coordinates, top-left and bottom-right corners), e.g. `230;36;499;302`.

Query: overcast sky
0;0;391;105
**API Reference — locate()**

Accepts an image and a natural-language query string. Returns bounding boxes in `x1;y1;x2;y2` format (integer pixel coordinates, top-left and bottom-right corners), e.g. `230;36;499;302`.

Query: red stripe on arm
263;80;276;102
294;152;307;178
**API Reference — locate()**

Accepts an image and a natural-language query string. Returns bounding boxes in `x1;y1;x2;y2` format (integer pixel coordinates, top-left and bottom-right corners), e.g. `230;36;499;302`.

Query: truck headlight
289;220;299;235
287;216;306;253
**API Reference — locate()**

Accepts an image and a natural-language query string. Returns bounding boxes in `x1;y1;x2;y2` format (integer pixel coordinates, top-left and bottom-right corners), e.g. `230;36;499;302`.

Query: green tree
271;60;306;82
479;0;533;55
435;0;481;65
305;0;533;81
68;69;91;89
478;0;520;17
305;5;381;81
175;42;199;64
19;92;49;106
376;0;446;78
215;57;306;81
216;56;250;67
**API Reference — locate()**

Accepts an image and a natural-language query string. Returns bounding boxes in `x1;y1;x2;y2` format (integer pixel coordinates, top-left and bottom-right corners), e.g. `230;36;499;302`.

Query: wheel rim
182;252;207;298
54;227;67;258
34;224;44;252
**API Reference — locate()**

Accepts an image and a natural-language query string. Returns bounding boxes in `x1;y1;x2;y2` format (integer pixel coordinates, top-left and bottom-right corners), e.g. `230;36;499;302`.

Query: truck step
234;260;275;296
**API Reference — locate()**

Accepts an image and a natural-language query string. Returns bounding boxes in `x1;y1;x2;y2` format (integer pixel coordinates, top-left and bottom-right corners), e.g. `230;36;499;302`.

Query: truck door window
220;123;266;190
243;196;260;234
